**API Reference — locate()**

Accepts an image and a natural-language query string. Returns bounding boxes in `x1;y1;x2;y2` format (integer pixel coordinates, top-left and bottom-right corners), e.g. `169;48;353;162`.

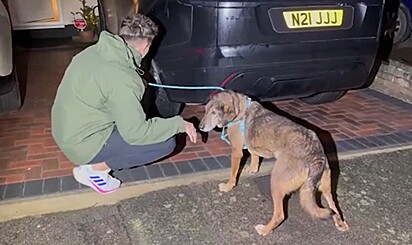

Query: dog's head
199;90;248;132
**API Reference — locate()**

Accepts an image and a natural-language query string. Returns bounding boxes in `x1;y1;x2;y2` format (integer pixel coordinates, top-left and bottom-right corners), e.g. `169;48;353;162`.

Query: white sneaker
72;165;121;194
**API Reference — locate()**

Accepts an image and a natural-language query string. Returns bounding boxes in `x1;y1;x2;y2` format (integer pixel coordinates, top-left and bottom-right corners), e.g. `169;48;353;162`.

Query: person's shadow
153;116;209;163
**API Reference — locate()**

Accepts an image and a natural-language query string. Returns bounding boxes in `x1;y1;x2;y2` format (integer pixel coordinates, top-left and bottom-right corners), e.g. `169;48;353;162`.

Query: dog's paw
255;224;271;236
333;214;349;232
245;165;259;174
336;220;349;232
218;182;234;192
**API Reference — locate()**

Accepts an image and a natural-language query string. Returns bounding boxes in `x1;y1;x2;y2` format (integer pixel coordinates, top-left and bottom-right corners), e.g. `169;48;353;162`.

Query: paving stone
23;180;44;197
145;164;164;179
202;157;223;170
189;159;208;172
43;178;61;194
215;156;230;168
159;163;179;177
4;183;24;199
113;170;134;183
61;176;80;191
175;161;194;174
0;185;6;200
128;167;149;182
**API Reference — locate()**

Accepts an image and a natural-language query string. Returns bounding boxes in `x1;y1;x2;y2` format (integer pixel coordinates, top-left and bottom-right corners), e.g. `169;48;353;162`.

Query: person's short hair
119;13;158;44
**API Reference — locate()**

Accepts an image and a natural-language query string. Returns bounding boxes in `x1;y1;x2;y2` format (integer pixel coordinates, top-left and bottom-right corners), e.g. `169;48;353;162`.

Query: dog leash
147;83;226;91
220;97;252;150
147;82;250;149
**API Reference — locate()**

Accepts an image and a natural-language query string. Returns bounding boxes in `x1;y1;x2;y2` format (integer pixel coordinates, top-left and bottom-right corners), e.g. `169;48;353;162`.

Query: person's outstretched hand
184;121;197;143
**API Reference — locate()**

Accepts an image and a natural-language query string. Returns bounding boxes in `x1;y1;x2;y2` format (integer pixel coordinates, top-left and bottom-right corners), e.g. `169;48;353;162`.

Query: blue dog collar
220;97;252;149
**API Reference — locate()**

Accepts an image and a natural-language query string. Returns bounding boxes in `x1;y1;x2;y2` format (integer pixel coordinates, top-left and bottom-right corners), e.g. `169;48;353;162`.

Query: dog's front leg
219;148;243;192
219;126;243;192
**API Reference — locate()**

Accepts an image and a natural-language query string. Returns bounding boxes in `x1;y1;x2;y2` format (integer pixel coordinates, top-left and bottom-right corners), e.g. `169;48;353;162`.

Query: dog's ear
220;99;237;125
212;93;224;111
221;90;241;116
220;102;231;113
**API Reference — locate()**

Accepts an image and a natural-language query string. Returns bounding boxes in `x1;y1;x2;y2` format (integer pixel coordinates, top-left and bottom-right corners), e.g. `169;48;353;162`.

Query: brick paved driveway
1;47;412;200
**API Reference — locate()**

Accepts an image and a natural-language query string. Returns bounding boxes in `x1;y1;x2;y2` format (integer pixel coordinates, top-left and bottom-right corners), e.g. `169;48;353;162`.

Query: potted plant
71;0;98;43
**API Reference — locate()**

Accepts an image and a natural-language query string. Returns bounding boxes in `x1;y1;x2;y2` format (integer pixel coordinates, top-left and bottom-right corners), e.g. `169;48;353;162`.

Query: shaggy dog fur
199;90;349;236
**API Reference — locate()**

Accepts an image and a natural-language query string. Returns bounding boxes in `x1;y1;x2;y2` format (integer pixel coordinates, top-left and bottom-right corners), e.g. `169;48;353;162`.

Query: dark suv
0;0;21;113
98;0;387;117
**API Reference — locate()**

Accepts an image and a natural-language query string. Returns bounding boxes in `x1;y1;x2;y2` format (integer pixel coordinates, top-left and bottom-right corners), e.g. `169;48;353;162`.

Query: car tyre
150;61;183;118
155;87;183;118
394;3;411;45
0;67;22;112
300;90;346;105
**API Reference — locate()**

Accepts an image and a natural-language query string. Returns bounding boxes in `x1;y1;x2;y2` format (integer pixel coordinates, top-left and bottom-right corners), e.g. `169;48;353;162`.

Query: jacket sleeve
107;77;186;145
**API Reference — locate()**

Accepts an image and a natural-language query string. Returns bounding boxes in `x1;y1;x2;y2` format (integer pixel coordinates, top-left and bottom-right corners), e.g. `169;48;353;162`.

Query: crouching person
51;13;197;194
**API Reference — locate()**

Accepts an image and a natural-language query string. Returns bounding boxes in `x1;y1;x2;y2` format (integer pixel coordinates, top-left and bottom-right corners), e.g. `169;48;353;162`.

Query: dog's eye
211;111;216;115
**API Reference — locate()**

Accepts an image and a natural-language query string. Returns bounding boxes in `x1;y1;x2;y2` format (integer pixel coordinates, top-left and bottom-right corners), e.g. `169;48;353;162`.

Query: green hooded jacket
51;31;186;165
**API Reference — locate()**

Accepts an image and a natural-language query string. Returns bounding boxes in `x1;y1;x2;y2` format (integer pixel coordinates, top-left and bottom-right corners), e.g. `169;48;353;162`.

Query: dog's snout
199;123;205;131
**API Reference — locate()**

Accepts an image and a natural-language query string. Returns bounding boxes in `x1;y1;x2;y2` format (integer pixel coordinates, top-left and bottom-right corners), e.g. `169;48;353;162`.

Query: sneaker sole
72;167;119;195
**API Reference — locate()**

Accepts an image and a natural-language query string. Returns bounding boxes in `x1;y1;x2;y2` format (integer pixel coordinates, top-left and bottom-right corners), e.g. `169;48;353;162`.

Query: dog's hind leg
299;156;333;220
255;184;286;236
319;168;349;232
246;154;260;174
254;158;291;236
299;181;332;220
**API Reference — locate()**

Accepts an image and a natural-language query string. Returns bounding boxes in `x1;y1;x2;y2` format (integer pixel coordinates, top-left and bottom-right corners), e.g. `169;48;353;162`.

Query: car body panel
98;0;385;104
402;0;412;16
0;1;12;77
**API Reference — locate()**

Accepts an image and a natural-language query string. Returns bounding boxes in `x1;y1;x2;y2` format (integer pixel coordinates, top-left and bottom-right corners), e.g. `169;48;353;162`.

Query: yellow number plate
283;9;344;29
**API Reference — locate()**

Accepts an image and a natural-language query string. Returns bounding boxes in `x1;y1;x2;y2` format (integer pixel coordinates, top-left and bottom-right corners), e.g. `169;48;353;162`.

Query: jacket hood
96;31;143;70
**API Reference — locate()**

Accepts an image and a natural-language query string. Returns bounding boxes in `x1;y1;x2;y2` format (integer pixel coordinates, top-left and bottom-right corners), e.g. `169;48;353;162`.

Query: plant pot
78;29;95;43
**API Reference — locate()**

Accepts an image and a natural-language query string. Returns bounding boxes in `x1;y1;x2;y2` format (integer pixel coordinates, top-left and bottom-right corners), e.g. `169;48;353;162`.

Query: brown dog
199;90;348;236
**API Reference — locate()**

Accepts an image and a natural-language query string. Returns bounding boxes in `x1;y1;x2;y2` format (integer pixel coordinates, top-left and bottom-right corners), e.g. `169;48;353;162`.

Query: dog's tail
299;156;332;219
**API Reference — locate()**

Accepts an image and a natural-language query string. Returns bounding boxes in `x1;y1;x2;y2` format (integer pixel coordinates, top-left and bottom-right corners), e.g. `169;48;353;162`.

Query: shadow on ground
260;101;343;214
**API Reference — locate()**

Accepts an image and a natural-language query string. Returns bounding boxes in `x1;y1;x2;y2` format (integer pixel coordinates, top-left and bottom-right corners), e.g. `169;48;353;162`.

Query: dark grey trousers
88;127;176;170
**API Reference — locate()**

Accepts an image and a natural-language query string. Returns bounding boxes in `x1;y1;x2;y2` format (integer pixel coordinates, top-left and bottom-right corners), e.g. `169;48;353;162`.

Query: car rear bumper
98;0;385;104
155;37;379;104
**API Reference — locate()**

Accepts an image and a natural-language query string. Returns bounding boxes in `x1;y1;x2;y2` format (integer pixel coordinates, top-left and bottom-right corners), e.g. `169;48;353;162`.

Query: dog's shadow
260;101;344;220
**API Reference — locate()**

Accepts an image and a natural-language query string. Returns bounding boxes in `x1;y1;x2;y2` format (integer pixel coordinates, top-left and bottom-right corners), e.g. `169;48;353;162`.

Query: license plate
283;9;344;29
267;6;354;33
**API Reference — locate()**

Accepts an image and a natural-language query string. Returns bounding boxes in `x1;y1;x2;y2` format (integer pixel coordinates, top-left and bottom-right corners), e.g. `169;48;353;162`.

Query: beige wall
62;0;98;25
8;0;98;29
